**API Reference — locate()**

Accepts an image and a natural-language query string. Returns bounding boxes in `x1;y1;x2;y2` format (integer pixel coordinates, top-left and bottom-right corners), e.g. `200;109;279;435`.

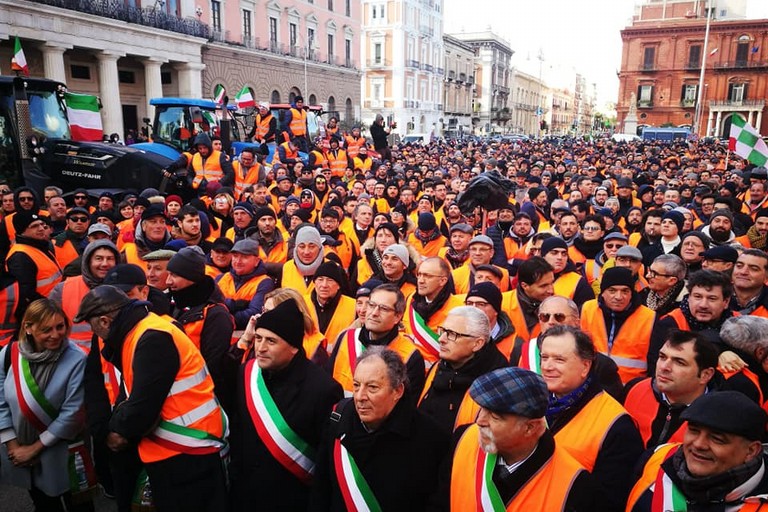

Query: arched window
309;94;317;105
289;87;302;104
345;98;353;123
271;90;281;104
327;96;336;115
736;35;751;67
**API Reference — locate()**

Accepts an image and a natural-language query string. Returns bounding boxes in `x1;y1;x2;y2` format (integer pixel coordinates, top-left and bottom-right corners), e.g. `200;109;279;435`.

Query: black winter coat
230;355;343;512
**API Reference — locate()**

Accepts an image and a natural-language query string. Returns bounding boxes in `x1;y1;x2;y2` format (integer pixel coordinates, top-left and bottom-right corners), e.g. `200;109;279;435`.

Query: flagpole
693;0;713;137
725;148;730;170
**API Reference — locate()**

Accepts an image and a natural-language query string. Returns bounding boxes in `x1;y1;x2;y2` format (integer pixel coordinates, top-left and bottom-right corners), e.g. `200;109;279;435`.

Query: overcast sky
443;0;768;112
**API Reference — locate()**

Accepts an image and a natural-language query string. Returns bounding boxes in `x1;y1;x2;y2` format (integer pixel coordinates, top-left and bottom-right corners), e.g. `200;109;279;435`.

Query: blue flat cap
681;391;767;441
469;367;548;418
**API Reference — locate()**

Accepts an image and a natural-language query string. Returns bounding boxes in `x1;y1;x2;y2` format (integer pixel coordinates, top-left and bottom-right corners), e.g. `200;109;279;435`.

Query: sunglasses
69;216;89;223
538;312;569;323
604;243;624;249
74;195;88;200
18;196;34;202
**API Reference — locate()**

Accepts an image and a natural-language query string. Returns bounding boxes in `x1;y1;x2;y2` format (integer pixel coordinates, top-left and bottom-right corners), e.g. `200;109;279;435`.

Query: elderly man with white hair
720;315;768;409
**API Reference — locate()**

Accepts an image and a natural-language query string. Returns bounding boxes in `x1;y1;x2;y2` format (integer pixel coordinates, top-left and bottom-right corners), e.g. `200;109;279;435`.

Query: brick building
617;0;767;137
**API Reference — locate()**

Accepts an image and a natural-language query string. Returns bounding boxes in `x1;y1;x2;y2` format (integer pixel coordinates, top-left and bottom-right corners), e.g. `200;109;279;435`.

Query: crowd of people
1;108;768;512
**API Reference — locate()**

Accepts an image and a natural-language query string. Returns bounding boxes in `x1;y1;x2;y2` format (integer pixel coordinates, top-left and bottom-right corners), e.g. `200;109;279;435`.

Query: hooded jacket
49;239;120;304
189;132;234;188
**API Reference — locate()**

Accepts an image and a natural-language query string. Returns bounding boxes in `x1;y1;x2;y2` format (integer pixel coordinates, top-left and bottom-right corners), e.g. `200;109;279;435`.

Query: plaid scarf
546;375;593;425
679;295;734;332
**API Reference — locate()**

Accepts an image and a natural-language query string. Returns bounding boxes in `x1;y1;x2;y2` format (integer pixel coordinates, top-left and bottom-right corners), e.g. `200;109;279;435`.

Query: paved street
0;483;116;512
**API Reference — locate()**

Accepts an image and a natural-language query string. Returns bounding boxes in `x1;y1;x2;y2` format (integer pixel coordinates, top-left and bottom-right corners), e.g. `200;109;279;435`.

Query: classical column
715;111;722;138
757;110;764;133
747;110;754;126
174;62;206;99
96;51;125;138
142;58;165;121
41;44;70;83
706;110;714;137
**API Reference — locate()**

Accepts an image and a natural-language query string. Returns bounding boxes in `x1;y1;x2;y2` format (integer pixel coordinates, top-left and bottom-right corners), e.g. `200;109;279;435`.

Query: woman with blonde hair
0;298;92;511
237;288;328;367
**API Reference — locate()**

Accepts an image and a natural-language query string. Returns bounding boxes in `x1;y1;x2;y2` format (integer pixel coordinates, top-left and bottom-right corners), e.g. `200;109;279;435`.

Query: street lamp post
537;48;544;138
693;0;713;137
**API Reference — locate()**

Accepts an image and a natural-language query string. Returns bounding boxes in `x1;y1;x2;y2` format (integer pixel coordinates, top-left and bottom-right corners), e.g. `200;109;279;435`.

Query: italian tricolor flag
213;84;226;104
64;92;103;141
729;115;768;166
235;86;255;109
11;37;29;76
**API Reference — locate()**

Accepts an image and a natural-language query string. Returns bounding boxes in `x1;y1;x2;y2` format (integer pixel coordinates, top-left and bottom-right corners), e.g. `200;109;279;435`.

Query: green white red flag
11;37;29;76
235;86;255;109
213;84;226;104
64;92;103;141
729;116;768;167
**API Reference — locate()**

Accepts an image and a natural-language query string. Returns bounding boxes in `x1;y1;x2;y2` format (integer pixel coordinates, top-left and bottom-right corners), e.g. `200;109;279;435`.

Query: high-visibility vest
352;156;372;173
279;142;299;164
53;238;80;270
625;443;681;512
452;264;510;294
4;214;16;244
323;233;354;269
344;135;365;159
233;160;263;200
402;294;465;365
6;244;62;297
122;243;149;273
333;328;418;395
407;233;447;259
306;294;356;354
553;391;629;471
191;151;224;189
259;239;289;264
581;300;655;383
505;289;540;343
451;424;584;511
553;271;584;300
0;281;19;347
419;361;480;431
255;113;275;141
624;378;688;447
177;303;234;350
288;108;307;137
122;313;225;463
217;272;270;302
280;260;315;296
61;275;94;354
724;367;768;415
310;150;328;169
97;337;121;406
327;149;348;177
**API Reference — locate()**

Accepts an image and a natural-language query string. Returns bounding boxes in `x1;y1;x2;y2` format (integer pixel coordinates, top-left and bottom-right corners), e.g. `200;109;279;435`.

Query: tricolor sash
407;304;440;358
651;470;687;512
244;361;316;484
519;339;541;374
11;343;58;431
346;328;365;375
333;436;382;512
475;449;506;512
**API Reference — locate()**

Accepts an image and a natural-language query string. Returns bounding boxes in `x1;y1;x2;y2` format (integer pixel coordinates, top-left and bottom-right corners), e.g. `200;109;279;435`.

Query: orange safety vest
177;303;235;350
4;214;16;244
122;313;225;463
581;300;655;383
407;233;447;259
625;443;681;512
96;336;121;406
217;272;270;302
327;149;348;177
259;239;289;264
53;238;80;270
233;160;263;200
306;294;357;354
345;135;365;159
279;142;299;164
0;281;19;347
288;108;307;137
122;243;149;273
505;289;540;343
352;156;372;173
624;378;688;447
310;150;328;169
323;233;354;270
280;260;315;296
452;264;510;294
191;151;224;189
333;328;418;395
402;294;465;365
61;275;94;354
6;244;62;297
255;113;275;141
553;391;629;472
419;362;480;430
724;367;768;415
451;424;584;511
553;271;584;300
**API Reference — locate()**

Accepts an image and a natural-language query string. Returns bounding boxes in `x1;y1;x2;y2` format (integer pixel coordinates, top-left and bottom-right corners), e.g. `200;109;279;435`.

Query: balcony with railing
713;60;768;70
496;85;510;95
423;63;434;72
637;99;653;108
420;24;434;37
407;60;420;69
680;98;696;108
367;59;391;68
709;99;765;108
28;0;210;38
436;67;444;75
684;61;700;71
640;63;657;73
447;70;456;80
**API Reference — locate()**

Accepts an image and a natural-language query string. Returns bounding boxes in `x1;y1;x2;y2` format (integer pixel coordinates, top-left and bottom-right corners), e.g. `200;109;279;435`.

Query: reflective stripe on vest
256;114;274;140
6;244;62;296
191;151;224;188
328;149;348;175
280;142;299;162
62;276;93;354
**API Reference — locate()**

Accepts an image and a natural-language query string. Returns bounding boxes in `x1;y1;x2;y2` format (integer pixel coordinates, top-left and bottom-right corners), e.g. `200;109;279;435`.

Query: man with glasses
581;267;656;384
331;283;423;398
639;254;687;317
52;206;91;269
452;235;510;294
318;208;354;270
541;237;594;310
418;305;507;434
464;282;521;364
71;188;94;214
403;257;465;366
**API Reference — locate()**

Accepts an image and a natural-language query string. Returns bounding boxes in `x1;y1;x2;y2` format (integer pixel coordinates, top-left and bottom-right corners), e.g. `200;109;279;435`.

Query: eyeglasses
604;243;624;249
69;216;89;223
465;300;491;308
366;301;396;314
582;225;601;231
538;312;569;323
18;196;34;203
74;195;88;200
416;272;446;280
437;326;474;342
647;268;675;279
